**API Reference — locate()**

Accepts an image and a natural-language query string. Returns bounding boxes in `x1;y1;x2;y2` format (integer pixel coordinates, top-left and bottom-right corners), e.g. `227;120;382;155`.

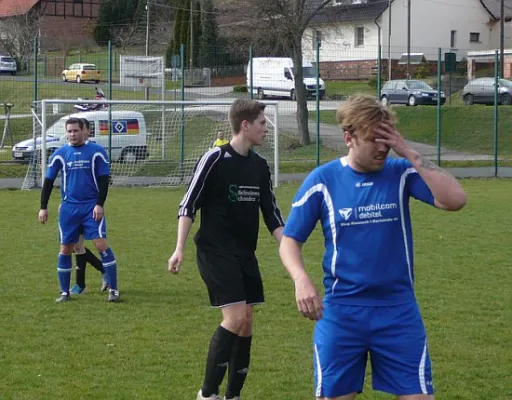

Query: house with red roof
0;0;100;50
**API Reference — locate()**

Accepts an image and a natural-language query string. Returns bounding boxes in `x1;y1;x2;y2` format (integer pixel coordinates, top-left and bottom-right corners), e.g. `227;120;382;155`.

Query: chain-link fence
1;41;511;181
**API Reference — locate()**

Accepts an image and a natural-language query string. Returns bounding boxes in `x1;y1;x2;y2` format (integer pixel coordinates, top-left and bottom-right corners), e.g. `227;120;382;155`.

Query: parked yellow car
62;63;101;83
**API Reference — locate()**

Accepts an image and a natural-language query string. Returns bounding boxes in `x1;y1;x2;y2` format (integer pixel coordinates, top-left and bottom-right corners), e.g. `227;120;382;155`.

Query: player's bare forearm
272;226;284;244
406;149;467;211
175;216;193;251
280;235;323;320
279;236;308;282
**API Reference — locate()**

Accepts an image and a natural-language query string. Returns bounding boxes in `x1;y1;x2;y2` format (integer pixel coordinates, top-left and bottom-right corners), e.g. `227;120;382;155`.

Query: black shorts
196;247;264;307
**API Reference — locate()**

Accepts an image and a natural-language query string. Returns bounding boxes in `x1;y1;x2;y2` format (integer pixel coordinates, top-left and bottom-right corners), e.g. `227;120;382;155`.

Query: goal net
22;100;280;190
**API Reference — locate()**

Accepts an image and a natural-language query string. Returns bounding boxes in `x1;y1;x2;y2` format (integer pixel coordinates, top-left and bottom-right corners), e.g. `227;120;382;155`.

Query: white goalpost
22;99;280;190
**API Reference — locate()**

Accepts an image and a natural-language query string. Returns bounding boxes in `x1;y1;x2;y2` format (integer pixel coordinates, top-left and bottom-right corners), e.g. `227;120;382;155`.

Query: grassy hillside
312;105;512;156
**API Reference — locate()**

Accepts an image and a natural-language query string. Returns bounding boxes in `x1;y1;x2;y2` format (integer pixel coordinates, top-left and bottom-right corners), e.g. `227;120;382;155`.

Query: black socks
201;326;238;397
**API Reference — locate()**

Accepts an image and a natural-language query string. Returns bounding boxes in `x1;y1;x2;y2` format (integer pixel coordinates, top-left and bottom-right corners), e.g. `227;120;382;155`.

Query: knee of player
93;239;109;253
74;243;85;254
60;244;75;255
225;313;249;333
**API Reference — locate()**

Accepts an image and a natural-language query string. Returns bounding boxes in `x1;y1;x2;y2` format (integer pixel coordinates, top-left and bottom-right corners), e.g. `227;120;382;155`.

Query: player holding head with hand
168;99;285;400
279;95;467;400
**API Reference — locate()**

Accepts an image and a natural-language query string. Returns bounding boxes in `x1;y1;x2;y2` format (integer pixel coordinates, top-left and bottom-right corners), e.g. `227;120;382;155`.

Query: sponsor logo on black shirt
229;184;260;203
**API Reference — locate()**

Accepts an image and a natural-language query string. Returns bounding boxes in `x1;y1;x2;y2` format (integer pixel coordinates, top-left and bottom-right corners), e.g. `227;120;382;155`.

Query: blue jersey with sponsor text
283;157;436;306
46;141;110;204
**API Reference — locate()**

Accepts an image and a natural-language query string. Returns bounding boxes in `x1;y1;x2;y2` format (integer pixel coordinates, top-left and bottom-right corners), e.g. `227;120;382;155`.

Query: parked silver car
0;55;16;75
380;79;445;106
462;77;512;105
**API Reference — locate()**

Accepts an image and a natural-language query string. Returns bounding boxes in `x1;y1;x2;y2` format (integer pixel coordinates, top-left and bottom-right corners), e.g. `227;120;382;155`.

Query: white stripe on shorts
418;339;428;394
314;344;323;397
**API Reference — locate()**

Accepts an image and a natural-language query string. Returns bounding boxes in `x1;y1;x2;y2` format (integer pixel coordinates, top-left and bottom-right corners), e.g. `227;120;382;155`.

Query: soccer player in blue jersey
38;117;120;303
69;118;109;295
279;95;467;400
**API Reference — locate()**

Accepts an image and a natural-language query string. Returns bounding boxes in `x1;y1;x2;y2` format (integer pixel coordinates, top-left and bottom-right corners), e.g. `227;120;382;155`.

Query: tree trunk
292;35;311;146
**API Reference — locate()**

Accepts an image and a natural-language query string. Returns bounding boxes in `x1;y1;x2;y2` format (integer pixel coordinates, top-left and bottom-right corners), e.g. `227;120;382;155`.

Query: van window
291;66;316;78
0;56;14;63
284;68;292;80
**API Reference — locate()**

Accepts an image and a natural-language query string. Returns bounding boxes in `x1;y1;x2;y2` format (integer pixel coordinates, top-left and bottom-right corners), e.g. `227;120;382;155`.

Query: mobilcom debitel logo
357;203;397;219
339;203;398;224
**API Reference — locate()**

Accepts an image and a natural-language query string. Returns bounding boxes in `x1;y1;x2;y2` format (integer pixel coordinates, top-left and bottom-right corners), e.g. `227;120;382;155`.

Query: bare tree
0;10;40;70
110;23;146;50
228;0;334;145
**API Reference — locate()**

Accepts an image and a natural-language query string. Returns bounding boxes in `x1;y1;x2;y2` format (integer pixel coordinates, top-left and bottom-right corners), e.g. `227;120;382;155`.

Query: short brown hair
65;117;84;130
80;118;90;130
228;99;266;134
336;95;396;139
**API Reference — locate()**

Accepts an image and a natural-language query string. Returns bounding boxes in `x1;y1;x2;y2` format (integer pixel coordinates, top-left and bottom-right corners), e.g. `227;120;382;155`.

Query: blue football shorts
313;302;434;398
58;202;107;245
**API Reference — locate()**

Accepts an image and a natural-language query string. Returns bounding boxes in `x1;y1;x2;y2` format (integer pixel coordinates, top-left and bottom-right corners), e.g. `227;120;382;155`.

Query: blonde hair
336;95;396;139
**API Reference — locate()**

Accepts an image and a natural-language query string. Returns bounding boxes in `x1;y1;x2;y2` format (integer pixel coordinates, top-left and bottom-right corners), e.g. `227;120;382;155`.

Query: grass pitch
0;179;510;399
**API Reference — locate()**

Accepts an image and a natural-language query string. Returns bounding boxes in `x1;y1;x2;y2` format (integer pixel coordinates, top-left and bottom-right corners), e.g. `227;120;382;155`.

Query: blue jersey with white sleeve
283;157;436;306
46;141;110;204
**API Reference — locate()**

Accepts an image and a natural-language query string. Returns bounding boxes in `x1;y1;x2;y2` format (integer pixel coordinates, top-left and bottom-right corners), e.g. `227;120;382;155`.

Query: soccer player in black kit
168;99;285;400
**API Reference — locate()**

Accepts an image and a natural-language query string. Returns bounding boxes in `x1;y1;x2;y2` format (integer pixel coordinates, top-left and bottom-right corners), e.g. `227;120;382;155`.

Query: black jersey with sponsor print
178;143;284;256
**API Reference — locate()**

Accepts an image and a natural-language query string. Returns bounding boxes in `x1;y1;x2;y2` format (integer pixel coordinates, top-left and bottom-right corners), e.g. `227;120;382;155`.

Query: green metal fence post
32;37;38;187
180;44;185;169
108;41;113;162
377;45;381;99
436;48;442;167
33;38;38;104
249;44;254;100
493;50;499;177
316;40;321;167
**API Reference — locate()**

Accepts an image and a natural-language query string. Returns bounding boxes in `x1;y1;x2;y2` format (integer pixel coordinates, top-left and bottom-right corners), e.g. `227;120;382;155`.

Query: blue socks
100;247;118;290
57;253;72;293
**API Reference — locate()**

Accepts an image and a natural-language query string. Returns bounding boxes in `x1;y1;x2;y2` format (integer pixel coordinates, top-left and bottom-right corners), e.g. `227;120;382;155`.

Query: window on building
450;30;457;48
355;27;364;47
470;32;480;43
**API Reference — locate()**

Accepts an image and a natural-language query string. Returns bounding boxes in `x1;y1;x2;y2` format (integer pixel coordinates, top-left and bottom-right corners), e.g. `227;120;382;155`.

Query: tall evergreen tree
199;0;219;67
94;0;145;45
179;1;190;65
192;0;202;67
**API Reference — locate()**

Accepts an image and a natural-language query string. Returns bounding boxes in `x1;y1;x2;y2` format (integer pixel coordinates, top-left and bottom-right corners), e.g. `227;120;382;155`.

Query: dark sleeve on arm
259;161;285;234
178;148;221;221
96;174;110;207
40;177;56;209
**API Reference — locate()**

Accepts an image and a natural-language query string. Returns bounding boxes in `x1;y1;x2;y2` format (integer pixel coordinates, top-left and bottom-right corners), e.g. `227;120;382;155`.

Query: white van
246;57;325;100
12;110;149;162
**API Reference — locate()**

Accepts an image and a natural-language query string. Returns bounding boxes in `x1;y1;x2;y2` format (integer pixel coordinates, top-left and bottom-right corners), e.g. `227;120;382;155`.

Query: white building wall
303;0;503;62
303;20;380;62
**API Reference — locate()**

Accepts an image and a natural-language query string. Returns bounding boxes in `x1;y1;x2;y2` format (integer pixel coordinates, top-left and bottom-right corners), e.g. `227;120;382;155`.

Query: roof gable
310;0;389;24
0;0;39;18
479;0;512;21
